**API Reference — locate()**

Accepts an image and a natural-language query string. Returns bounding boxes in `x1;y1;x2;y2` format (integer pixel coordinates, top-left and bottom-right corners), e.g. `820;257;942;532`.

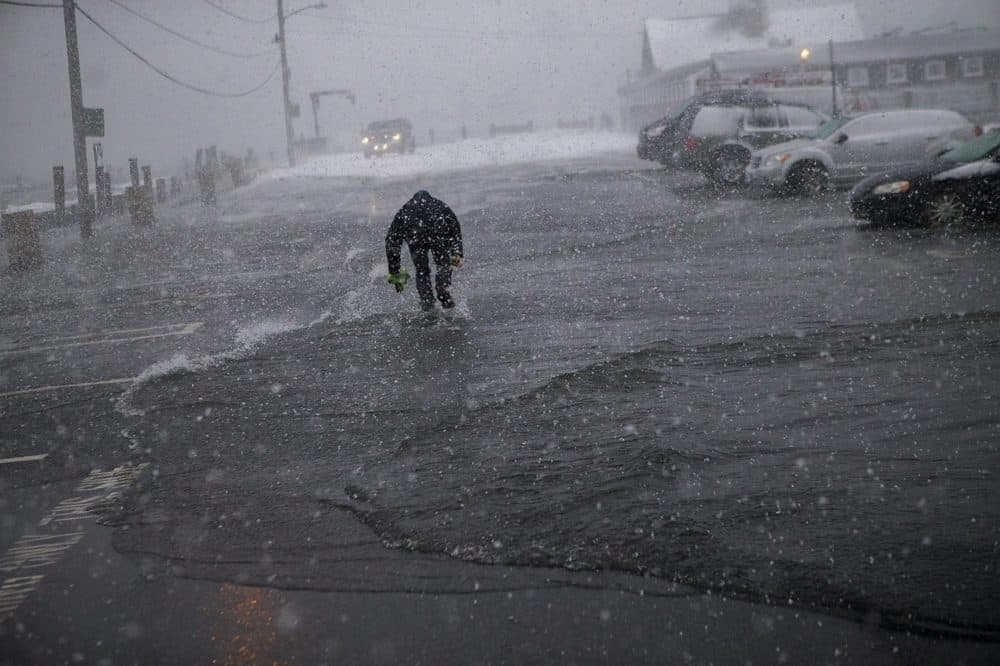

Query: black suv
362;118;416;158
637;90;827;185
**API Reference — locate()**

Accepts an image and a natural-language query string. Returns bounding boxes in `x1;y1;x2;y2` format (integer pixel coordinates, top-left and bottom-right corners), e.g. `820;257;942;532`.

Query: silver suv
745;109;978;194
637;90;828;185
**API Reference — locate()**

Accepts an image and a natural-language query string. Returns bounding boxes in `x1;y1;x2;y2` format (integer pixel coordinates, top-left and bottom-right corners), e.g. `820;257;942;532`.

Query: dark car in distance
849;131;1000;227
362;118;416;158
636;90;828;185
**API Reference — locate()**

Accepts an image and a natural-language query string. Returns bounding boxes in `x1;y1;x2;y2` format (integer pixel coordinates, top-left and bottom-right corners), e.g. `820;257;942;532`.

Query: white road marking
132;292;236;307
630;172;661;185
0;322;203;357
0;377;135;399
0;463;148;619
0;454;49;465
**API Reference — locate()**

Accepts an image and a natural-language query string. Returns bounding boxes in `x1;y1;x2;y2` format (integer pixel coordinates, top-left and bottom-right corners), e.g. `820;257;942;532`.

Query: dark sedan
849;131;1000;226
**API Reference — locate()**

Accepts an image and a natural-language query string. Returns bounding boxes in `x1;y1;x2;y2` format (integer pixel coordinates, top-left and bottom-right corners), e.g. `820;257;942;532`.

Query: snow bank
269;131;635;180
2;201;56;215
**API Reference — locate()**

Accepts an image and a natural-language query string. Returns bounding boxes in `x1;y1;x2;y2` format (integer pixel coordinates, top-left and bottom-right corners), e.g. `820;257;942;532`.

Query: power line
76;3;281;98
103;0;269;59
0;1;61;7
202;0;275;24
300;9;638;39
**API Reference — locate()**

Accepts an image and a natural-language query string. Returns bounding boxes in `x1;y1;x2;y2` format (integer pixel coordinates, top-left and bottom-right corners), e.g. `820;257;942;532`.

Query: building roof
643;4;863;74
711;27;1000;75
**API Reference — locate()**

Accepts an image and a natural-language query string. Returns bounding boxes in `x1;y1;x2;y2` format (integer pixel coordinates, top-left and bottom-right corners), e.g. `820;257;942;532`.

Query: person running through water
385;190;463;310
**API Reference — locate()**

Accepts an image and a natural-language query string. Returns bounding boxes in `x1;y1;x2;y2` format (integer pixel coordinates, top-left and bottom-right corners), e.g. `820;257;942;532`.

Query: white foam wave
116;253;409;416
116;319;298;416
344;247;365;266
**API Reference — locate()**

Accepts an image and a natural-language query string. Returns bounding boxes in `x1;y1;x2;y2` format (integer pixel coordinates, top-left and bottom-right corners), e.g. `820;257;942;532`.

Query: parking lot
2;149;999;662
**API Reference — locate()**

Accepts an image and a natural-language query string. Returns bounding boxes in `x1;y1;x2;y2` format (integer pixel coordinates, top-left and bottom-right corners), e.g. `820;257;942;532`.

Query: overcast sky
1;0;997;185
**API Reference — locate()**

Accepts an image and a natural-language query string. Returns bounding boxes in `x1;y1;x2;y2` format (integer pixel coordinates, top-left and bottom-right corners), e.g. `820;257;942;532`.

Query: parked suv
362;118;416;157
636;90;828;185
745;109;978;194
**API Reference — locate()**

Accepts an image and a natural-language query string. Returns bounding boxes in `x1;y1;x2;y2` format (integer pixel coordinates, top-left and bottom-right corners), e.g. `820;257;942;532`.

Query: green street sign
83;107;104;137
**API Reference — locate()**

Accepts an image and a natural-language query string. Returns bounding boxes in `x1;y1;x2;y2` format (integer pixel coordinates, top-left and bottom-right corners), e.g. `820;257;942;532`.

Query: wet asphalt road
1;150;999;664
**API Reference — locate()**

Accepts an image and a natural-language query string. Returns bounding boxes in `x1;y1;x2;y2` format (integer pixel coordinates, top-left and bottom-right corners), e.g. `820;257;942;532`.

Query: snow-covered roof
644;4;864;74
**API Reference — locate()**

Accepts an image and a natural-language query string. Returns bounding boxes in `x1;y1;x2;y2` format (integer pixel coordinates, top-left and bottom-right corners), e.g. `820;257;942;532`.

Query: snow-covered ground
268;130;635;180
1;201;56;215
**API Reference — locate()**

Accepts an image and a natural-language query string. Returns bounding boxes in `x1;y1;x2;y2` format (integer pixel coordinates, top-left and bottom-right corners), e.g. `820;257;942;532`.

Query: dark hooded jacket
385;191;463;274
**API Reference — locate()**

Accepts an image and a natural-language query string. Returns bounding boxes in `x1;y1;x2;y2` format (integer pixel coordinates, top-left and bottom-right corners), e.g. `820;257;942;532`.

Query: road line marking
0;454;49;465
0;322;203;357
0;463;148;620
632;173;657;183
0;377;135;399
132;292;236;307
19;322;197;343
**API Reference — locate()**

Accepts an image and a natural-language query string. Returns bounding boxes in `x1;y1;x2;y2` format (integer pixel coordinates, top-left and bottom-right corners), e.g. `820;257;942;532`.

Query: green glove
387;270;410;293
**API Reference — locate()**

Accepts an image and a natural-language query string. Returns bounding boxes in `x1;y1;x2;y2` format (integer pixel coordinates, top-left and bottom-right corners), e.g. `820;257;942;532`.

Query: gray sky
2;0;998;184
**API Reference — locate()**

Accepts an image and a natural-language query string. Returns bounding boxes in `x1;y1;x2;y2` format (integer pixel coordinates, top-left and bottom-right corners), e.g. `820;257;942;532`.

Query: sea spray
115;319;297;416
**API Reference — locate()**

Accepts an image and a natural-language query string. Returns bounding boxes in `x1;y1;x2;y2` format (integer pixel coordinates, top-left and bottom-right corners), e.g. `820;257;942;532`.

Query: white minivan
745;109;978;194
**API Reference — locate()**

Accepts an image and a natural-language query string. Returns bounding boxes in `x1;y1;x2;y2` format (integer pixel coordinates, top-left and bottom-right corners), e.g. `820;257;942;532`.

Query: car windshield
810;116;851;140
939;131;1000;162
367;121;405;132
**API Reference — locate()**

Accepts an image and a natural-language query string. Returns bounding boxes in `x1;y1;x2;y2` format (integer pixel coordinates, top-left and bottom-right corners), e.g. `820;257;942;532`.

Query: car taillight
683;137;700;151
974;125;983;136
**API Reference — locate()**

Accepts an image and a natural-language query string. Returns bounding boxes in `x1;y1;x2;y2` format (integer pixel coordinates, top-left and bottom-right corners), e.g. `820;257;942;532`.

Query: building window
961;56;984;78
924;60;946;82
886;63;908;84
846;66;869;87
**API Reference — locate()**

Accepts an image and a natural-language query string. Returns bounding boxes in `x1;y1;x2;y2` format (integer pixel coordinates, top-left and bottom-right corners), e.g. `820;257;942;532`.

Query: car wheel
711;149;750;187
787;162;829;196
922;192;966;227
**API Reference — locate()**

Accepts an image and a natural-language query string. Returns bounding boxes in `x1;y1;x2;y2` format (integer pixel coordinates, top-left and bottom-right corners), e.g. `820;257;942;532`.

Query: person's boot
420;299;436;312
438;292;455;309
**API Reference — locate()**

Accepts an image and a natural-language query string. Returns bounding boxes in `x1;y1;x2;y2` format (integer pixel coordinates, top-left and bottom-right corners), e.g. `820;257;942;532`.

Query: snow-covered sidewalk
268;130;635;180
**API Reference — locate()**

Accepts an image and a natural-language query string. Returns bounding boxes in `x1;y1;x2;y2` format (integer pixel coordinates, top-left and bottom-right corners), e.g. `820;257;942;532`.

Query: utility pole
276;0;295;168
62;0;93;239
829;38;838;117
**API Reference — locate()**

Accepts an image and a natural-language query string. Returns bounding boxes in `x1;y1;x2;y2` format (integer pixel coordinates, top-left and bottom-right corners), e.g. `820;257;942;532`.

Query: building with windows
618;4;863;130
709;27;1000;122
620;6;1000;130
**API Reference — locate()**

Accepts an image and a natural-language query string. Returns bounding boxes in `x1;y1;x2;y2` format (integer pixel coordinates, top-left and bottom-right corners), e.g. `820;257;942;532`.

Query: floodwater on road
101;156;999;640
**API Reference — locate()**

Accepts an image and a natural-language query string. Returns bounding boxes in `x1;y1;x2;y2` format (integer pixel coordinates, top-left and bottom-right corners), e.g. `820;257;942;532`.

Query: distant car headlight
645;126;666;138
362;136;369;144
872;180;910;194
392;133;402;141
763;153;792;167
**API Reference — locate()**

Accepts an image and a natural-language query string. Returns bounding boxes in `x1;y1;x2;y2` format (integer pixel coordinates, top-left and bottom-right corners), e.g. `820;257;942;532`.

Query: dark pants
409;243;453;308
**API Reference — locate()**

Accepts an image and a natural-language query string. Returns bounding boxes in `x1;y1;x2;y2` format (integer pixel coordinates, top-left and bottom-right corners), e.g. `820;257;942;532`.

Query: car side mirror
834;133;849;144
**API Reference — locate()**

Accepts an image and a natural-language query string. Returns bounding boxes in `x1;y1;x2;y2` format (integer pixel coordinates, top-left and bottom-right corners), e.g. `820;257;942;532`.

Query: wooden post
62;0;93;239
102;173;112;215
94;166;105;216
2;210;43;271
53;166;66;224
129;158;140;188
